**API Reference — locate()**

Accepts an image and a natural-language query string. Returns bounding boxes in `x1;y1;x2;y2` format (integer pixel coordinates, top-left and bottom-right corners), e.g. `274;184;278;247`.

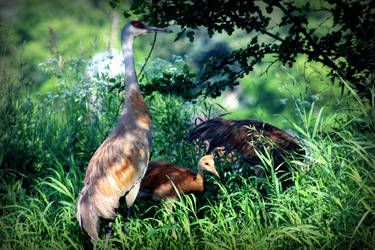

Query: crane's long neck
121;33;140;98
196;166;204;191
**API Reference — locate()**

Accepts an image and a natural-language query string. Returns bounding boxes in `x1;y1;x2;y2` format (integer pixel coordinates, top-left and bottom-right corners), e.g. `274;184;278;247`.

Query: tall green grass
1;50;374;249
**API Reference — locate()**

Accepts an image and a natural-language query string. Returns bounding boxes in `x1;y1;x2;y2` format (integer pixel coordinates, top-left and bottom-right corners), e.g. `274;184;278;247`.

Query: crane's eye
204;162;209;166
131;21;145;29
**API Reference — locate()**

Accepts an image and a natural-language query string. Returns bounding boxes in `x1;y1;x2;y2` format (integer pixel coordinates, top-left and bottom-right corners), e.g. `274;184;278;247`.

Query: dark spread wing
186;118;304;165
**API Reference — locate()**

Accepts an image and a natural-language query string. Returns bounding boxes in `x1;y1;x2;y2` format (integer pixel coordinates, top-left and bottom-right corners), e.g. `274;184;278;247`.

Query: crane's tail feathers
77;184;117;242
77;185;100;242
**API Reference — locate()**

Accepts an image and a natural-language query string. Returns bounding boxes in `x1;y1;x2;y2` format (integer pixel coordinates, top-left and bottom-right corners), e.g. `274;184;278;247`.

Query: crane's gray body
76;21;171;242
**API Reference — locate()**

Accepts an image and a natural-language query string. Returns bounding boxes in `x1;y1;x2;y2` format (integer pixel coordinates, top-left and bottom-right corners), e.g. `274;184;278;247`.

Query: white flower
311;94;319;101
280;98;288;104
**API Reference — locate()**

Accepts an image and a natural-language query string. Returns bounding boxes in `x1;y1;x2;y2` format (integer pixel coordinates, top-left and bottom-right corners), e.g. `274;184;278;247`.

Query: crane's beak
146;26;173;33
211;168;221;179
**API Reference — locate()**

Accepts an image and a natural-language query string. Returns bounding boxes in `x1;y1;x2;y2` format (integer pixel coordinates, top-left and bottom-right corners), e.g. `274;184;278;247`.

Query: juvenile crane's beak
146;26;173;33
211;167;221;179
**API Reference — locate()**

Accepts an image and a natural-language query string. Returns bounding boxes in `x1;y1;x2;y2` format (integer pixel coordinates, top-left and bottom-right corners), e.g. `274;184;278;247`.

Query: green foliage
111;0;375;100
0;45;122;186
112;55;231;101
0;47;35;179
13;0;109;62
142;60;199;100
3;0;110;92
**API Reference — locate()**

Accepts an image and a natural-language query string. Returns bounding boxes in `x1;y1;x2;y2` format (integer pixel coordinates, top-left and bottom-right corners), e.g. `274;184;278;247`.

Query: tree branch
138;32;158;78
273;1;346;80
258;28;285;42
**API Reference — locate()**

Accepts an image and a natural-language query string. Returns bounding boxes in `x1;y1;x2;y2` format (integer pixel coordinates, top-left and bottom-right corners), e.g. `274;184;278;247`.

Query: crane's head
199;155;220;179
122;21;172;38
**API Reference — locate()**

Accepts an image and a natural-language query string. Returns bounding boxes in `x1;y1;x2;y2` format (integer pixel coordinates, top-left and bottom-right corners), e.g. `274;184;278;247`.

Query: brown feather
186;118;305;167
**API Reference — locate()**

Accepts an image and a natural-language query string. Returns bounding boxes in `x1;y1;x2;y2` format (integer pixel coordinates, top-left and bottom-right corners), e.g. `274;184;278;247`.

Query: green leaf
183;64;189;74
108;0;119;9
123;11;131;18
186;31;195;42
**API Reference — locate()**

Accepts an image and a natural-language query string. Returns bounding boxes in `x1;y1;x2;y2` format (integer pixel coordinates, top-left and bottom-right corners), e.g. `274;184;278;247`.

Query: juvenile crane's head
122;21;172;39
199;155;220;179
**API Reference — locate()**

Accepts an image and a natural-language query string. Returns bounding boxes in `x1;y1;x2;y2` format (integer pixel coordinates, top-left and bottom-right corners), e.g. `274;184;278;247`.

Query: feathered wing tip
186;118;306;163
76;184;100;242
186;118;226;143
186;118;236;154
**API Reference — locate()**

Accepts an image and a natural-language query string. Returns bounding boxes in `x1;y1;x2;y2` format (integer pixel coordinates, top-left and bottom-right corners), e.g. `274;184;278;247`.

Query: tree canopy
110;0;375;101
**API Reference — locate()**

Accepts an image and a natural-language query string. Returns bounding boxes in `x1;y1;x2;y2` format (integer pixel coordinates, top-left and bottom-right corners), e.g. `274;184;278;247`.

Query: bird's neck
195;167;204;192
122;36;140;97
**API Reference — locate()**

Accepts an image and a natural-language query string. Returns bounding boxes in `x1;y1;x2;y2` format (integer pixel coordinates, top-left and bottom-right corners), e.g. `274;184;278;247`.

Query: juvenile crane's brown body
187;118;305;169
136;155;219;239
139;155;220;202
76;21;171;242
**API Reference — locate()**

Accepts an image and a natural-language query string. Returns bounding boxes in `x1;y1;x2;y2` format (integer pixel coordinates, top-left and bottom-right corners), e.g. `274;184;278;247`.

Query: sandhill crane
186;118;305;174
137;155;219;239
76;21;172;242
139;155;220;202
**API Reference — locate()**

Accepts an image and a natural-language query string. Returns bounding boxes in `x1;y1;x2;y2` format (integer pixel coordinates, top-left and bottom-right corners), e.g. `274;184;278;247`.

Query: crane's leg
104;182;141;246
124;182;141;225
104;219;114;247
125;181;141;209
126;206;132;224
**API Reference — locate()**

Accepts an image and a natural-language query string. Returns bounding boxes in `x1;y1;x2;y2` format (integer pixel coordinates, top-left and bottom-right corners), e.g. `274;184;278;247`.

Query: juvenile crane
136;155;219;239
139;155;220;202
76;21;172;242
186;118;305;172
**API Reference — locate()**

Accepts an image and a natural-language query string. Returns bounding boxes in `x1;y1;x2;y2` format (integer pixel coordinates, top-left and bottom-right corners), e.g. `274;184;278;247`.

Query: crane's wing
186;118;304;165
77;133;150;241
